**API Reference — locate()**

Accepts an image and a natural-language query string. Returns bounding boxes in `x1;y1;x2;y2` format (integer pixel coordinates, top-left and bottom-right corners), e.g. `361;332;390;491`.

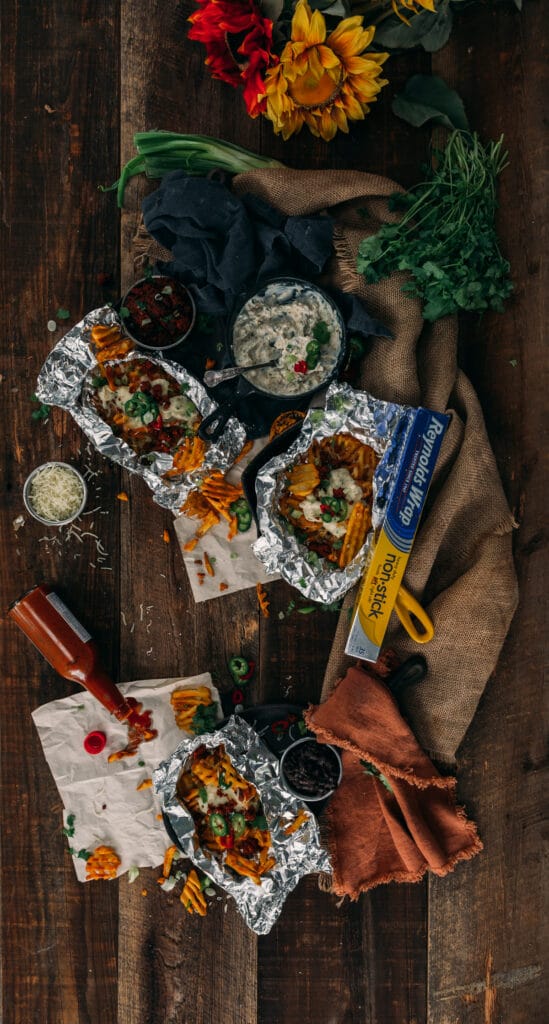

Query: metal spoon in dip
204;358;278;387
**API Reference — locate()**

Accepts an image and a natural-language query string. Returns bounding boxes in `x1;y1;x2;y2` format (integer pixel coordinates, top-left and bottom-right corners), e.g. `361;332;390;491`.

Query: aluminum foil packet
35;306;246;512
153;715;330;935
252;382;417;603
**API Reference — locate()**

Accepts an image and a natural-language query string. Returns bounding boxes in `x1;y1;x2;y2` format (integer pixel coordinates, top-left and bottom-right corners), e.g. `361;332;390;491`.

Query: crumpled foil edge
153;715;330;935
35;305;247;512
252;382;415;603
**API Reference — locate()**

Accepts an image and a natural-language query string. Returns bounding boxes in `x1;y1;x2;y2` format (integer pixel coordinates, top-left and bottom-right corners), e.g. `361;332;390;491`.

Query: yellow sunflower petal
340;91;367;120
317;44;341;70
319;109;339;142
307;8;327;46
329;23;375;58
292;0;313;43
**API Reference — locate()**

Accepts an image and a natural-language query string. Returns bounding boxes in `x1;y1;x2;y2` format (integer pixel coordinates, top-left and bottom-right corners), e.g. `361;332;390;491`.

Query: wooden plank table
1;2;546;1021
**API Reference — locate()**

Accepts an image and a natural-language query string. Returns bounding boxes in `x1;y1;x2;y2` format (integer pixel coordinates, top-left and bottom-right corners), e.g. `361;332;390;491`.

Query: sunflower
188;0;274;116
262;0;388;142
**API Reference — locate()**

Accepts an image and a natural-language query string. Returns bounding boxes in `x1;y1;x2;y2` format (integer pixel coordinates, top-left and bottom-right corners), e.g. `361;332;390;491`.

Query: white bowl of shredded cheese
23;462;87;526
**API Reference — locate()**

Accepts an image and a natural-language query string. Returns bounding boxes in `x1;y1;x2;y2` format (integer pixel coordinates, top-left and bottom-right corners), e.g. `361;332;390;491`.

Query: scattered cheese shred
27;464;84;523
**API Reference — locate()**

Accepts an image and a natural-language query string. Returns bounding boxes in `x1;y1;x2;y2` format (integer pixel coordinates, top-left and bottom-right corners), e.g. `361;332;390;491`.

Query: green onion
101;132;286;208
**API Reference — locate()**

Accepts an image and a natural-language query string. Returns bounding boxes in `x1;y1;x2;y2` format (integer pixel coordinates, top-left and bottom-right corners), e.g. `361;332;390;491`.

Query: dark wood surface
1;2;546;1022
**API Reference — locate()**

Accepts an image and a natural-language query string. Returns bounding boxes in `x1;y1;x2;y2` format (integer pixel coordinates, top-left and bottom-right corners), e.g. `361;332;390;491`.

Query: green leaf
309;0;351;16
360;760;393;793
392;74;469;131
62;813;76;838
375;5;451;51
56;307;71;320
119;306;130;319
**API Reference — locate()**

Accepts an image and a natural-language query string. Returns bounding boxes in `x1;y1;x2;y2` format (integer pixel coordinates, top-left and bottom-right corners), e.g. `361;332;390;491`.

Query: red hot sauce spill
108;698;157;762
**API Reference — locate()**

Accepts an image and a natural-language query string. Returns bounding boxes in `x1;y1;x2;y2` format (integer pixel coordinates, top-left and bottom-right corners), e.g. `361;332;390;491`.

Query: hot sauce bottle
8;585;156;755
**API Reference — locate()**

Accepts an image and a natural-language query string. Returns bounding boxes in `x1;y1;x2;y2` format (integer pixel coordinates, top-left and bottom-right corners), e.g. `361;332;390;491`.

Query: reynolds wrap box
345;407;449;662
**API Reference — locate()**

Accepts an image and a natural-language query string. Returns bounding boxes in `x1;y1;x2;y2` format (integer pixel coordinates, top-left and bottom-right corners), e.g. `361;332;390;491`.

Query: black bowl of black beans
279;737;342;803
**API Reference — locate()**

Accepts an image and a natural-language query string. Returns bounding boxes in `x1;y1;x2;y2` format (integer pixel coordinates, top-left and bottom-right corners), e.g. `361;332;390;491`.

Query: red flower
188;0;274;116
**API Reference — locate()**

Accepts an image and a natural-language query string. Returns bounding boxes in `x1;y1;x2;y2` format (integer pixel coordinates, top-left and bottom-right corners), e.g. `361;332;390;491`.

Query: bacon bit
117;492;129;502
256;583;270;617
203;552;215;577
293;360;308;374
197;572;206;585
205;356;216;370
136;778;152;791
219;582;229;592
332;487;345;498
162;529;170;543
194;559;203;565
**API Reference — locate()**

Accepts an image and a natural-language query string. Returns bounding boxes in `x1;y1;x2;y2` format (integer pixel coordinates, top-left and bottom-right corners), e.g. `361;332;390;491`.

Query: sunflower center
288;66;342;110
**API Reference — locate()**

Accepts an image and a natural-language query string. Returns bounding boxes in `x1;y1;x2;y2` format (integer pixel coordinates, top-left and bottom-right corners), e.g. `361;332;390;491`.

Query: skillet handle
394;586;434;645
198;395;237;442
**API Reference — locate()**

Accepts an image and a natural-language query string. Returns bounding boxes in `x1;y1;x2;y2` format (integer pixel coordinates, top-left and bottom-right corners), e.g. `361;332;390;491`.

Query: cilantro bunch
357;131;513;322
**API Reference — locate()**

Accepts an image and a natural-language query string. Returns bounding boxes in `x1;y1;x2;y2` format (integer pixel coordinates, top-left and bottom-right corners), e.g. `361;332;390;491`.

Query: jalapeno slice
209;812;228;836
305;340;321;370
229;497;253;533
230;813;247;838
228;655;252;681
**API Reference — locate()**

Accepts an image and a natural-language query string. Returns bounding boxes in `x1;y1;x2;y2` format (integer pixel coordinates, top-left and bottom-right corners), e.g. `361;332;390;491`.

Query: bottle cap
84;730;107;754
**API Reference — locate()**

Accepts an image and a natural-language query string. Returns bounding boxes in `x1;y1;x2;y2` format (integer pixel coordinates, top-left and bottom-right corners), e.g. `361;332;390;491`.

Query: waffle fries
180;869;208;915
88;356;203;458
164;436;207;477
177;745;275;886
278;434;378;568
181;471;248;549
85;845;121;881
90;323;132;368
170;685;219;734
286;462;320;498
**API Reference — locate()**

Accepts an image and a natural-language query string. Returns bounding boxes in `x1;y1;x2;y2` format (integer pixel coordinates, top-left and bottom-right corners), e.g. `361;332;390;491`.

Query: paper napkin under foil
31;674;220;882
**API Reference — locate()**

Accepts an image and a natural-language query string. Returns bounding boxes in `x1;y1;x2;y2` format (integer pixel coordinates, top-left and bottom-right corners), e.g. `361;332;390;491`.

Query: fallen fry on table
181;869;208;915
256;583;270;617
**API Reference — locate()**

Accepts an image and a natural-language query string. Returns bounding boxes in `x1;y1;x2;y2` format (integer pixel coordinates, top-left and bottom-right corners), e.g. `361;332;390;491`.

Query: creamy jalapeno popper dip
231;280;343;396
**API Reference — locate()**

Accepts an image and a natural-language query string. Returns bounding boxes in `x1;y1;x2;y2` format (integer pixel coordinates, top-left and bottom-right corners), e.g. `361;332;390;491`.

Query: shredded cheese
28;465;85;522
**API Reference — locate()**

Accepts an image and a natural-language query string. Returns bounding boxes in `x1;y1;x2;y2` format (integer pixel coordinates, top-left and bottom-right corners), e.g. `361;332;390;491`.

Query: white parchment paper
31;674;220;882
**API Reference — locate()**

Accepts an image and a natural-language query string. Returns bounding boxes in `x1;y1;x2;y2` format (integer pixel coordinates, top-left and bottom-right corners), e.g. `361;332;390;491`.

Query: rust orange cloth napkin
304;661;483;898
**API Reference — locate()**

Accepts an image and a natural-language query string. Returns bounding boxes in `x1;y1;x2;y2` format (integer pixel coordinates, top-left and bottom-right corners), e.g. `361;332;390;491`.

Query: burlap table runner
136;167;518;764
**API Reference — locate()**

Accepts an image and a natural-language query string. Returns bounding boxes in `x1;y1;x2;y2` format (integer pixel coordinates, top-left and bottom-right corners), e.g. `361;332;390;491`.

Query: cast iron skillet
198;277;347;443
